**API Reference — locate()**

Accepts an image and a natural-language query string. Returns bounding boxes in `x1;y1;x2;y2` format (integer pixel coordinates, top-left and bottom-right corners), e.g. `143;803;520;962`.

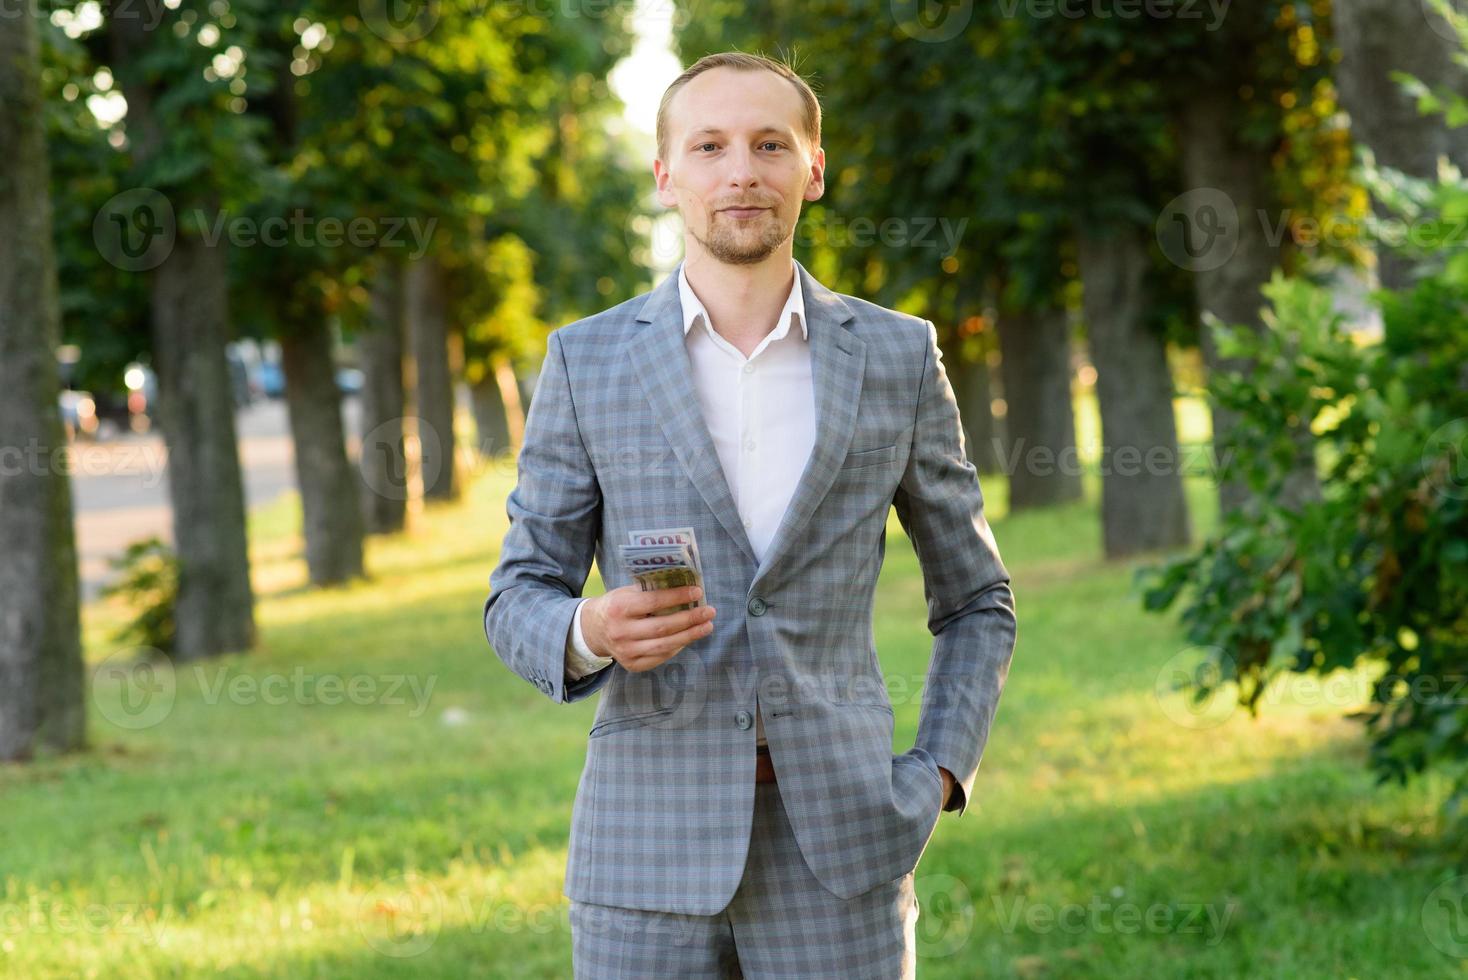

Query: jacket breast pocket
840;443;898;470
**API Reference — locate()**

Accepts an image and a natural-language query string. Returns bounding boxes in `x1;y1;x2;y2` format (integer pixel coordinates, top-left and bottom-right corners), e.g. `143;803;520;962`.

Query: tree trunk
1077;224;1192;558
1179;87;1319;518
109;0;255;659
995;306;1083;510
281;317;365;585
0;6;86;759
470;376;512;458
358;256;408;535
1333;0;1468;293
951;352;1003;476
935;284;1002;476
151;220;258;657
516;370;538;418
404;255;458;501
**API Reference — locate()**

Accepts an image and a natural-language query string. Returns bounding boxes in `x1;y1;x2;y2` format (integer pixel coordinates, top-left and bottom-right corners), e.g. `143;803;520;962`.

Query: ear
803;145;826;203
654;159;679;209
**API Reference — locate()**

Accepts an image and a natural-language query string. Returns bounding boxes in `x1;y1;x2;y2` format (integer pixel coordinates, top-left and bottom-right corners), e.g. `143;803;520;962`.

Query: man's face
655;67;825;266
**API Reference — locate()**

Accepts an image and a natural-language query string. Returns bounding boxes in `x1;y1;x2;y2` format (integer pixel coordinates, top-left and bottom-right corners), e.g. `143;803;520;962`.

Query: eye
694;142;718;152
760;141;783;151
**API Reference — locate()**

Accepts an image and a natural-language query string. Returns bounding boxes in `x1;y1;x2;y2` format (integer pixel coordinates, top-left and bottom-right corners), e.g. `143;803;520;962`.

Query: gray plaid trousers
569;779;920;978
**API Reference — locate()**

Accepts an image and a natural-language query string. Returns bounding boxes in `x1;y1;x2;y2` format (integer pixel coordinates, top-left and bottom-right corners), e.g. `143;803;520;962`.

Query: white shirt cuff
565;598;614;679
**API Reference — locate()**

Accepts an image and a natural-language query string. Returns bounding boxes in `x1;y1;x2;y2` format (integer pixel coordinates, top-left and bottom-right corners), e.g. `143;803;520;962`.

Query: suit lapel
631;270;759;566
752;262;865;588
629;259;867;584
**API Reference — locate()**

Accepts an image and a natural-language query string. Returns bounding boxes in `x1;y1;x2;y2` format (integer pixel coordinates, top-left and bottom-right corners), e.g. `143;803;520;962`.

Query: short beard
692;208;791;265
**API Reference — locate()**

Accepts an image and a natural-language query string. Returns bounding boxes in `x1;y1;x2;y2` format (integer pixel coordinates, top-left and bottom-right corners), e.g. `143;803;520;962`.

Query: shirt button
743;517;752;528
747;596;767;616
744;439;756;452
735;710;753;730
743;363;754;374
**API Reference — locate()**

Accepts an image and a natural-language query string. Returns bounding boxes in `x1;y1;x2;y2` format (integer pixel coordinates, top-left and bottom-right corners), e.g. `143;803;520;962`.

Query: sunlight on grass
6;443;1460;978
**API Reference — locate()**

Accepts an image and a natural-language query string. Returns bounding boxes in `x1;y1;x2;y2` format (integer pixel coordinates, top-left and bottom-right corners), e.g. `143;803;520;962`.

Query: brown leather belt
755;744;776;784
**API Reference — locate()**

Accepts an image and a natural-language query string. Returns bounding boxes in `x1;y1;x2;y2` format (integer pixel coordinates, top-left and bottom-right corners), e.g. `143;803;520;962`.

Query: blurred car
54;351;155;437
335;368;364;396
242;361;360;399
59;390;99;440
255;361;285;399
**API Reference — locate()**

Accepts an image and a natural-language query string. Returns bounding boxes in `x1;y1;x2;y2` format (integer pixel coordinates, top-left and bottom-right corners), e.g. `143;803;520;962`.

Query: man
483;51;1017;978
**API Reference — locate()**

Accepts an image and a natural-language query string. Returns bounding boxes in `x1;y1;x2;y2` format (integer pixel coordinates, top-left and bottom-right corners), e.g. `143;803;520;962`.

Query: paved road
71;398;360;600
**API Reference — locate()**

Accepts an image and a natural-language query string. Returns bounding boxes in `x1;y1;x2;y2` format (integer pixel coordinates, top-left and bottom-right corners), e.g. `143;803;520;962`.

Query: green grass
3;415;1464;978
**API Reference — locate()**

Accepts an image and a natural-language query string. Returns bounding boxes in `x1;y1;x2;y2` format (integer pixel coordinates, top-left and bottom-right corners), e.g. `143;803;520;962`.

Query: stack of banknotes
621;527;706;615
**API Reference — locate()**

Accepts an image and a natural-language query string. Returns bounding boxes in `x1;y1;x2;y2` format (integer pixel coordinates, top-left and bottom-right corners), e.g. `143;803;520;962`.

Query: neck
681;243;795;345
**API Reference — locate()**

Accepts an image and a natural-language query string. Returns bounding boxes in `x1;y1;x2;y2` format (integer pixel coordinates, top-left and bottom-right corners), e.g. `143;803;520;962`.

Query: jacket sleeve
483;329;613;704
893;319;1018;816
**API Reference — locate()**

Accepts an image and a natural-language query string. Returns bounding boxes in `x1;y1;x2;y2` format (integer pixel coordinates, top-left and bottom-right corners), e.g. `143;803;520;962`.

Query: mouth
719;207;770;219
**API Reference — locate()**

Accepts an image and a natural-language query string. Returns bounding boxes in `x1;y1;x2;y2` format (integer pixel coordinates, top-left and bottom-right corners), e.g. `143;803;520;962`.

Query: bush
100;537;179;655
1139;207;1468;818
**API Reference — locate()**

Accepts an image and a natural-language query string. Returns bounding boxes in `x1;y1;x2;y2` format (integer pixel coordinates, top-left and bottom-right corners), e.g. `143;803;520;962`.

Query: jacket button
735;710;753;730
747;596;767;616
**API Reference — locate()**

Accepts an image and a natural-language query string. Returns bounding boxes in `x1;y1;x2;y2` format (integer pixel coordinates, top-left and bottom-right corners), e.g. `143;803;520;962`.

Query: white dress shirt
564;259;815;748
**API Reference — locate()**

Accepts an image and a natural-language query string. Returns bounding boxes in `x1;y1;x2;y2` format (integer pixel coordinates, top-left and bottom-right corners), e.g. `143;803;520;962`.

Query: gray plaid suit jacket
483;259;1017;916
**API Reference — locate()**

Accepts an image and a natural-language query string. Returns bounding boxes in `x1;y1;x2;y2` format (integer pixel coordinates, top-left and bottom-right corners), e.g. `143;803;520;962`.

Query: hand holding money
580;585;717;673
580;526;716;673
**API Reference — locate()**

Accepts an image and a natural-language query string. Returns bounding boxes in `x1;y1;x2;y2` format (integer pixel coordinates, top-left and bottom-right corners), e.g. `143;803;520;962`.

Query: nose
723;144;758;189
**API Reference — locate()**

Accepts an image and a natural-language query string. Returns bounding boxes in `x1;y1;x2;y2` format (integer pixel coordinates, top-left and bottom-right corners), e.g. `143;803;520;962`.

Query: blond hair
655;51;821;162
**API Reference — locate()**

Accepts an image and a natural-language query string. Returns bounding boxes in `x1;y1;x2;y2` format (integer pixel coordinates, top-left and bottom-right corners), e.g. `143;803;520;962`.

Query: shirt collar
677;260;807;341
